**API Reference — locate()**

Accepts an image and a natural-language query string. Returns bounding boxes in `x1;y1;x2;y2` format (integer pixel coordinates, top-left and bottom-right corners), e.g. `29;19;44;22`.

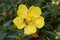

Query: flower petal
16;23;26;29
24;25;36;35
35;16;45;28
28;21;34;26
17;4;28;18
28;6;42;18
25;16;32;21
13;17;26;29
39;16;44;21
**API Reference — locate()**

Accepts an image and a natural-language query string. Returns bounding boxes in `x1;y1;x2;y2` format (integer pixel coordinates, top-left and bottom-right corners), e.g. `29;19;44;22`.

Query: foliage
0;0;60;40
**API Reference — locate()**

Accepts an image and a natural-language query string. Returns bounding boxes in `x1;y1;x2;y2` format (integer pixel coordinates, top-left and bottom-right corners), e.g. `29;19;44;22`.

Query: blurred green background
0;0;60;40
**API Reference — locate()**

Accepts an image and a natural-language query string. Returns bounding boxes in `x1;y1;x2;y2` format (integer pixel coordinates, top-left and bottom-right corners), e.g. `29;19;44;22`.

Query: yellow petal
28;6;42;18
16;23;26;29
35;16;45;28
17;4;28;18
39;16;44;21
28;21;34;26
13;17;26;29
25;16;32;21
24;25;36;35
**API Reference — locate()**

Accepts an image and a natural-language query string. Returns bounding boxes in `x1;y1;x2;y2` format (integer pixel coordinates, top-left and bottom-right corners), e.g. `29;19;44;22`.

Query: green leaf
24;36;31;40
2;20;12;28
46;31;56;36
38;36;47;40
17;0;22;4
56;24;60;32
42;12;50;19
7;35;17;38
0;31;7;40
19;29;25;37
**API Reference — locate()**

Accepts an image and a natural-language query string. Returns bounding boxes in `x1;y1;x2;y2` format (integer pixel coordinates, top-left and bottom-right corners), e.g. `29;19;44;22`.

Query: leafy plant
0;0;60;40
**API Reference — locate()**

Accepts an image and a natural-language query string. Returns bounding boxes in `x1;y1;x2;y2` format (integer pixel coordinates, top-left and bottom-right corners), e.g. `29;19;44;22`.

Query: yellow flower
13;4;45;35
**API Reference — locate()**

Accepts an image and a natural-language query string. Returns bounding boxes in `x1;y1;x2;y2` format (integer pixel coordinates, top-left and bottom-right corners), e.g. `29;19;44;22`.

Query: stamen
24;19;28;25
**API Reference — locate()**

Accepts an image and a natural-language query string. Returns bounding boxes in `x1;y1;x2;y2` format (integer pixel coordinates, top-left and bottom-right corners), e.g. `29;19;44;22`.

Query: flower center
24;19;28;25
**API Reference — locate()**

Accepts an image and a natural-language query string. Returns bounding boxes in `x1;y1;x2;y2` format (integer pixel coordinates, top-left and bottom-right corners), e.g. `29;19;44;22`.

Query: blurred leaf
0;31;7;40
24;36;31;40
42;12;50;19
19;29;25;37
2;20;12;28
31;0;44;5
56;24;60;32
56;32;60;39
38;36;47;40
46;31;56;36
7;35;17;38
57;18;60;23
17;0;22;4
45;22;53;31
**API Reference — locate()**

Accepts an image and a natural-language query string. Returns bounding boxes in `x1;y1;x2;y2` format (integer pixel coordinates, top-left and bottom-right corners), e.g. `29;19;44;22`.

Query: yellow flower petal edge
28;6;42;18
35;16;45;28
39;16;44;21
24;25;36;35
17;4;28;18
13;17;26;29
